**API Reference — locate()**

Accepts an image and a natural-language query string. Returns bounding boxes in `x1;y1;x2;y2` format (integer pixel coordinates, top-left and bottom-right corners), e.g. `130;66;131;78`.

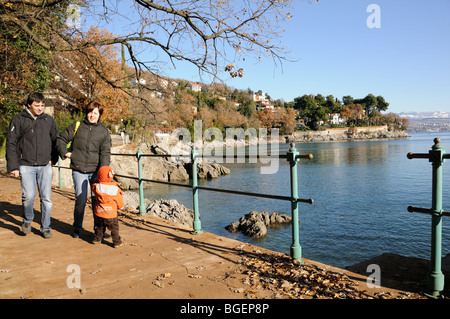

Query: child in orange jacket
91;166;124;247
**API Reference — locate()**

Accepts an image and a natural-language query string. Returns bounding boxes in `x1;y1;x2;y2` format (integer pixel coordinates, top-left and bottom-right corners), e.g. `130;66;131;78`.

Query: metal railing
57;143;314;262
407;137;450;298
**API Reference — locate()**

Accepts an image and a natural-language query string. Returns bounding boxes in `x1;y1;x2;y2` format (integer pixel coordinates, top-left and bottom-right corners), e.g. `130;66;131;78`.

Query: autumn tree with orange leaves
51;27;130;123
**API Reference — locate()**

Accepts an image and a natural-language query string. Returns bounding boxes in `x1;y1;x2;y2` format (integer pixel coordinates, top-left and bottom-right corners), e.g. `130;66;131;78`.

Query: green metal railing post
58;158;63;189
191;146;203;235
428;139;445;298
288;143;302;263
137;148;146;216
407;137;450;298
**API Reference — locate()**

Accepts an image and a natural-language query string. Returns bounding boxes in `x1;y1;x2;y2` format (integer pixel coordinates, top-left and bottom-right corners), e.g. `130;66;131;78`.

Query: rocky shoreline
53;141;231;189
110;142;231;190
283;127;410;144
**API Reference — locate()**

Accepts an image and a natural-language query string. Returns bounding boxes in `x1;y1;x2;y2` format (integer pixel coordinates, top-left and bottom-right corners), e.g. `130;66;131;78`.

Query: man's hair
84;101;104;116
26;92;45;106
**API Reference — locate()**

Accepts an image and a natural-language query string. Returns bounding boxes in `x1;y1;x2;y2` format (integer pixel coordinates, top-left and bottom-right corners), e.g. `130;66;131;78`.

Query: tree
0;11;54;153
341;104;364;126
342;95;354;106
361;93;378;117
254;109;275;130
293;95;316;113
376;95;389;113
51;27;130;123
1;0;297;113
325;95;342;113
273;107;295;134
314;94;326;107
293;94;327;129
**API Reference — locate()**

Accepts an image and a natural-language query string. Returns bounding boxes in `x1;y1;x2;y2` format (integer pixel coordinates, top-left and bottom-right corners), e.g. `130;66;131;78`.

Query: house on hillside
253;90;275;111
189;83;202;92
295;118;306;130
256;104;275;112
328;113;346;125
253;91;269;103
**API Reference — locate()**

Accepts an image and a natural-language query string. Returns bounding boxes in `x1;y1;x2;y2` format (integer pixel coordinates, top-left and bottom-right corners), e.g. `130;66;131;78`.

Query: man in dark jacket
6;92;59;238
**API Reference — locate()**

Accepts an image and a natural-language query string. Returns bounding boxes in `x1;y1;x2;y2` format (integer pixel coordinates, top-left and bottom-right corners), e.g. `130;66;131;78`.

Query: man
6;92;59;238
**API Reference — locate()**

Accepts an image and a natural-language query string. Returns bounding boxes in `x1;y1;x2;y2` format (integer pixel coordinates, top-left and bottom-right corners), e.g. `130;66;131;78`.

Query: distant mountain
398;111;450;119
400;112;450;133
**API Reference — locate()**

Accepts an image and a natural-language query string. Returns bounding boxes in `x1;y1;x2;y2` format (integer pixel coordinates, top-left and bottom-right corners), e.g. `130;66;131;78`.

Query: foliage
293;93;408;131
52;27;131;123
0;15;55;154
53;110;84;132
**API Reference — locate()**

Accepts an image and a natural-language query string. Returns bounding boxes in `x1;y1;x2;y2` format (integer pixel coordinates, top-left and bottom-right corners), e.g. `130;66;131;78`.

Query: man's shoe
42;230;53;239
72;230;80;238
22;223;31;235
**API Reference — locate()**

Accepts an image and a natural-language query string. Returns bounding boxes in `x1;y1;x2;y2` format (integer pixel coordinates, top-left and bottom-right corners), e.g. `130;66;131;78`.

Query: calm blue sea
142;132;450;268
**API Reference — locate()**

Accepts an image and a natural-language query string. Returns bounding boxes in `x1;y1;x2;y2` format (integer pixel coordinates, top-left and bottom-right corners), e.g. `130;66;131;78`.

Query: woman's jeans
19;163;53;233
72;170;97;231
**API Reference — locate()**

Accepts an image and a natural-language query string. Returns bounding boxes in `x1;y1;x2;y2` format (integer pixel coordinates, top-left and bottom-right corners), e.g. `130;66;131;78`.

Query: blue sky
84;0;450;114
163;0;450;114
227;0;450;114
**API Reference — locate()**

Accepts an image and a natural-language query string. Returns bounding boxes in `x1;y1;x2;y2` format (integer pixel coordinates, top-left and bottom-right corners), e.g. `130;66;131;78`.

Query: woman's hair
84;101;104;116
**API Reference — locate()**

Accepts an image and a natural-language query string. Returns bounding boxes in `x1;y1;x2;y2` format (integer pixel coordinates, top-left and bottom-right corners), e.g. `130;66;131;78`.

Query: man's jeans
19;163;53;233
72;170;97;231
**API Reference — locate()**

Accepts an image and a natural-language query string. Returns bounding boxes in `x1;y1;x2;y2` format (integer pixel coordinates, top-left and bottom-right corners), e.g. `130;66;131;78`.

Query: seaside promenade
0;161;428;301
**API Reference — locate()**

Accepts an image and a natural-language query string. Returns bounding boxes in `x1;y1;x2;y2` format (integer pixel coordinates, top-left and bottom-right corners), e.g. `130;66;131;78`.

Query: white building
328;113;346;125
189;83;202;92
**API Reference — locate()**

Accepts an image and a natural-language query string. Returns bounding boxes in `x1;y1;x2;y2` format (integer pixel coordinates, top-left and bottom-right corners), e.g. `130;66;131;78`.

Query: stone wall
285;126;409;143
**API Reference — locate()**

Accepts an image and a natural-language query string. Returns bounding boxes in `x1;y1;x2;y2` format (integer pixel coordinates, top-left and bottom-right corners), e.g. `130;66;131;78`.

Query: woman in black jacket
57;101;111;238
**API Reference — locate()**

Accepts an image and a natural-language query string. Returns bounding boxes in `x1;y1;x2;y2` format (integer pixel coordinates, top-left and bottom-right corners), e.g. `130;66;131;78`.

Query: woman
57;101;111;238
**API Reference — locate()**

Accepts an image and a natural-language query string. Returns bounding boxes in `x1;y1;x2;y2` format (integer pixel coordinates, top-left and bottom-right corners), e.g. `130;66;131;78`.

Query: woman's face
87;107;100;123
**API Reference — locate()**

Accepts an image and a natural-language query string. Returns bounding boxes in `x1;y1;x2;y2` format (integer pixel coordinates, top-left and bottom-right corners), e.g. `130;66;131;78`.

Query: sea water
142;132;450;268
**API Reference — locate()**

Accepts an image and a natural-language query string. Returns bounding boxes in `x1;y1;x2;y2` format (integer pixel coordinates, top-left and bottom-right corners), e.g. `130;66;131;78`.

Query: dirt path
0;165;435;300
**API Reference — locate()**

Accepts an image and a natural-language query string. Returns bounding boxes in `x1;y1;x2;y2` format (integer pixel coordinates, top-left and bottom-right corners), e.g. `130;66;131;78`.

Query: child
91;166;124;247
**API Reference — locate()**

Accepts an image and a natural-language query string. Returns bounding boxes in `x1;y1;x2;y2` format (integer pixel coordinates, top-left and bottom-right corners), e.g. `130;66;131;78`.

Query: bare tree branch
1;0;298;118
1;0;294;77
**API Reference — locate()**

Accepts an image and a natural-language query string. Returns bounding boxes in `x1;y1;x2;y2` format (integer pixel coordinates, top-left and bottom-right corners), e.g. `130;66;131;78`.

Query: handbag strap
72;121;80;140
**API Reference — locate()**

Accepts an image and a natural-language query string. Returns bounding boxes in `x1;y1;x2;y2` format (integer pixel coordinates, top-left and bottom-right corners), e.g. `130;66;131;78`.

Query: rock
225;221;240;233
146;199;194;227
123;191;142;210
269;212;292;225
241;219;268;239
225;211;292;238
185;162;230;179
110;143;229;190
238;211;269;238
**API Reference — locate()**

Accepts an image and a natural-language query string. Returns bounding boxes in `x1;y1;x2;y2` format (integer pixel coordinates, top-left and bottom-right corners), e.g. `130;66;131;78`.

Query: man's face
28;100;45;117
